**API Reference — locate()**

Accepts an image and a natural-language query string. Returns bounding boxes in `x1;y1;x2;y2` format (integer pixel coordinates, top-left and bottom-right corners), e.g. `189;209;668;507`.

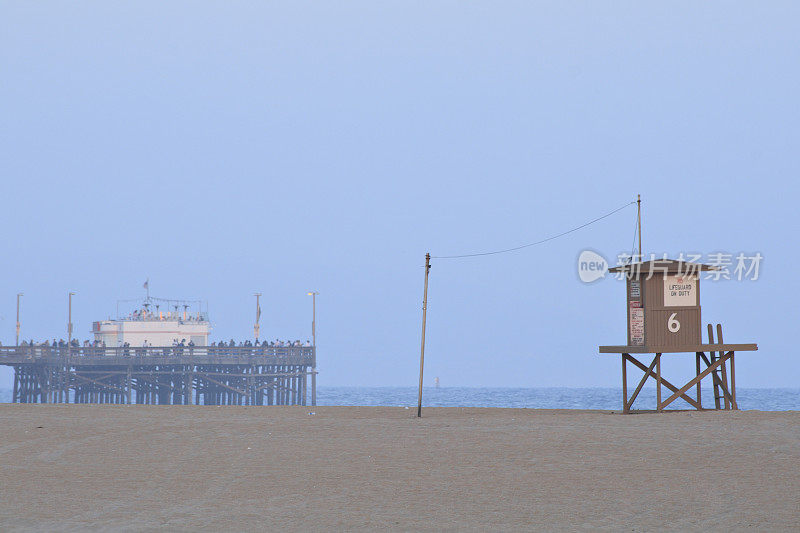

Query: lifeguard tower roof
609;259;719;274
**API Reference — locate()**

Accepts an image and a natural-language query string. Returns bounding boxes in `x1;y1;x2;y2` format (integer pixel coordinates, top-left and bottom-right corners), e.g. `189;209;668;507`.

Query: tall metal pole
417;253;431;418
254;293;261;340
68;292;75;344
637;194;642;262
312;293;316;347
306;292;318;346
307;291;319;406
16;293;22;346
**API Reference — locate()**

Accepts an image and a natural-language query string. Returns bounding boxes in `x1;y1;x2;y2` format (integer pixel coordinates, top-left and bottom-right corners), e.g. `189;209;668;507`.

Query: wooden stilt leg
304;368;308;406
13;367;19;403
622;354;628;413
730;352;736;409
127;367;132;405
311;369;317;407
625;354;658;411
716;324;730;410
656;353;662;412
695;352;702;409
707;325;721;410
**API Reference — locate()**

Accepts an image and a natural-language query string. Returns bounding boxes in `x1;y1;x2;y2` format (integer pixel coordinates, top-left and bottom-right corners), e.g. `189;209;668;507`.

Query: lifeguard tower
599;259;758;413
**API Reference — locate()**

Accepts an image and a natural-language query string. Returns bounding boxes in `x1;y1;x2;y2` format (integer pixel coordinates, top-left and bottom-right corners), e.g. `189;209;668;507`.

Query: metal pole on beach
254;293;261;340
16;293;22;346
307;291;318;347
308;291;318;406
68;292;75;344
417;253;431;418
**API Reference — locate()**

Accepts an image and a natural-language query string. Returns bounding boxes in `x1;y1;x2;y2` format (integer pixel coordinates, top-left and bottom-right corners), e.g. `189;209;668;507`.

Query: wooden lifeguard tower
599;259;758;413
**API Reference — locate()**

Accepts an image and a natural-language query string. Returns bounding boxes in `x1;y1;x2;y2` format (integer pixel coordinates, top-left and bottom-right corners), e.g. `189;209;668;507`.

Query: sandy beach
0;405;797;532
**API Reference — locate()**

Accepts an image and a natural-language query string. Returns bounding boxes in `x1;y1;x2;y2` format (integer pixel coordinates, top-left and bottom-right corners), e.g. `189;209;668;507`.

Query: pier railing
0;345;315;365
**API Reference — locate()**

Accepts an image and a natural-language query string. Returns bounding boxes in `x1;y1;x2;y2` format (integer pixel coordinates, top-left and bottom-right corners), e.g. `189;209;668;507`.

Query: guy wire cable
431;200;636;259
628;207;640;263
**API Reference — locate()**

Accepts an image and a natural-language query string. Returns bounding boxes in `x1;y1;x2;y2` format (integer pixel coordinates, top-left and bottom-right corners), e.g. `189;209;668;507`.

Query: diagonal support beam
625;355;658;411
72;373;127;394
662;352;734;410
200;375;248;396
698;352;738;409
625;354;702;410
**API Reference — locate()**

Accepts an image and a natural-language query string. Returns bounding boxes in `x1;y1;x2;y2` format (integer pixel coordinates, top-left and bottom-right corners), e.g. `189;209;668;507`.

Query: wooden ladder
707;323;735;410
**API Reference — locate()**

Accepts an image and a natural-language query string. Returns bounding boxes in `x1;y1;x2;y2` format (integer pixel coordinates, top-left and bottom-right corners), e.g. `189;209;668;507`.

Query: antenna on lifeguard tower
637;194;642;262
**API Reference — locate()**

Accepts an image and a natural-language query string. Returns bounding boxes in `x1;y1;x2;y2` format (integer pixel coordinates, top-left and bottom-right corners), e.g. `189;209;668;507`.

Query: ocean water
317;387;800;411
1;387;797;410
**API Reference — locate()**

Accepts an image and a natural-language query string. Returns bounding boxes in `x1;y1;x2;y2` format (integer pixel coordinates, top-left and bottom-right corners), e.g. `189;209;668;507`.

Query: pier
0;345;316;406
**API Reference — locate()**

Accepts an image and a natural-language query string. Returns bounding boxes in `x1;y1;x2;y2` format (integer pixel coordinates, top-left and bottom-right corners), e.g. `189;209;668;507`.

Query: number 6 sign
668;313;681;333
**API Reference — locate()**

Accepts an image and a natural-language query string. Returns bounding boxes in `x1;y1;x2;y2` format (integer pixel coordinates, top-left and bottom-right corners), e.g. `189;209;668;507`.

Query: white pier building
93;297;210;346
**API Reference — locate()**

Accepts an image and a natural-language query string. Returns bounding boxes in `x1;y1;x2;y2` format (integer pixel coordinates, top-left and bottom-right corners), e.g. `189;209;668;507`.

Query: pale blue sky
1;2;798;388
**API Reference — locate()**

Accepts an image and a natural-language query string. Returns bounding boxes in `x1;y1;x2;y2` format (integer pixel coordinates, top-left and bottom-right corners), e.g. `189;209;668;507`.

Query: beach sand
0;405;797;531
